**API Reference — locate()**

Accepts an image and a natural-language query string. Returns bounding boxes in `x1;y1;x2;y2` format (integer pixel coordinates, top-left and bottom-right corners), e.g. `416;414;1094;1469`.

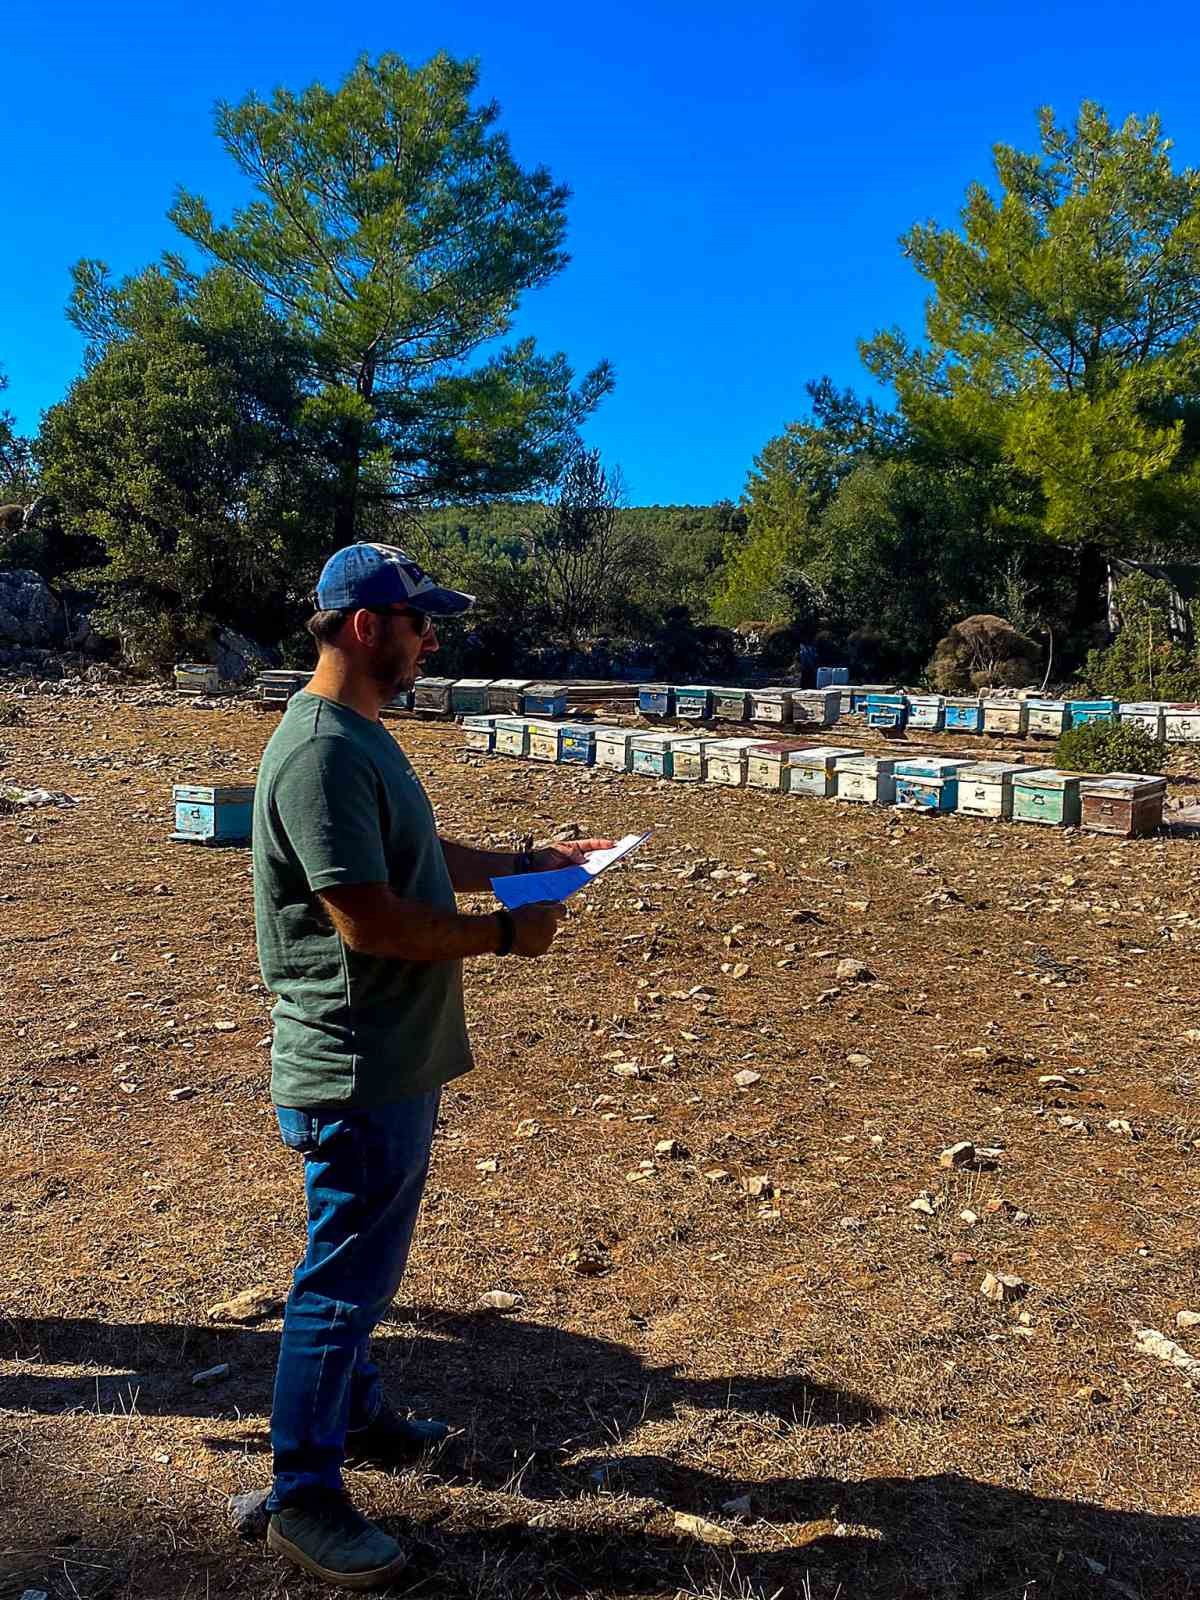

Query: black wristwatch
494;909;517;957
513;849;536;874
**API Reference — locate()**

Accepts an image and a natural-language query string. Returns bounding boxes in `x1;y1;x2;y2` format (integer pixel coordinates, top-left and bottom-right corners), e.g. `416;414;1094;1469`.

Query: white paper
492;831;652;910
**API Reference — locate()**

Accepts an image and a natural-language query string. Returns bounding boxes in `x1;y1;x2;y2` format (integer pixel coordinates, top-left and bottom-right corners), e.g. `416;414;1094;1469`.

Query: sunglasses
367;606;436;638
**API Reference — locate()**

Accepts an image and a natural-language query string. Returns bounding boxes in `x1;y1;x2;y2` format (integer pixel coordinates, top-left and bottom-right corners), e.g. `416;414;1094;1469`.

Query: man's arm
440;835;617;893
319;884;562;961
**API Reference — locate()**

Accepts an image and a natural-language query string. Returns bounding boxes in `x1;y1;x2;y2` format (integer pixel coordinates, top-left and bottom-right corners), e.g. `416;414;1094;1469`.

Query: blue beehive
893;758;969;812
675;685;714;720
171;784;255;846
638;683;675;718
631;732;686;777
558;725;596;765
944;698;984;733
1068;698;1118;728
816;666;850;688
866;693;907;731
522;683;568;718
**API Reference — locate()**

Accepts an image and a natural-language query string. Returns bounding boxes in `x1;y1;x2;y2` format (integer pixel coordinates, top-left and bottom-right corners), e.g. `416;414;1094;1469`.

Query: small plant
1055;718;1167;776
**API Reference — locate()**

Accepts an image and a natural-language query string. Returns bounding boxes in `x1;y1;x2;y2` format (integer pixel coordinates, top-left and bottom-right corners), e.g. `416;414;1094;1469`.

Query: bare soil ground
2;690;1199;1600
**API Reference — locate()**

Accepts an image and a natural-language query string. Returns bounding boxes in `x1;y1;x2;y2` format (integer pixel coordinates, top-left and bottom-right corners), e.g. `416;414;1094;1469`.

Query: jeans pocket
276;1106;318;1154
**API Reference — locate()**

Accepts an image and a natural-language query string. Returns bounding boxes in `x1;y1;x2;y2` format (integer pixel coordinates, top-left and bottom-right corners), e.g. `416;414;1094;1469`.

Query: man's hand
530;838;615;871
511;901;566;957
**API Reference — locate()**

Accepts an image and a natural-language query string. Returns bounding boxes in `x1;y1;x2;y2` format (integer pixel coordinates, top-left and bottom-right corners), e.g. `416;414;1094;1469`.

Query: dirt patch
1;695;1199;1599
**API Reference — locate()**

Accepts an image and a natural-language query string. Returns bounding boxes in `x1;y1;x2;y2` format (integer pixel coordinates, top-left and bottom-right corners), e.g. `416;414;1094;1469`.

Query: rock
191;1362;232;1386
909;1192;942;1215
479;1290;522;1311
840;1216;865;1231
846;1053;872;1068
213;1020;238;1033
703;1168;731;1184
208;1286;283;1325
210;627;276;685
939;1140;976;1169
168;1086;196;1102
722;1494;753;1519
732;1069;761;1088
0;569;67;647
1176;1310;1200;1331
743;1175;773;1198
1134;1325;1200;1384
950;1250;976;1266
612;1062;642;1078
836;958;873;983
980;1272;1027;1303
1074;1384;1110;1405
228;1485;272;1540
729;962;751;980
1038;1074;1076;1090
960;1209;979;1226
564;1242;608;1275
476;1158;499;1173
673;1511;735;1547
515;1119;541;1137
655;1138;685;1157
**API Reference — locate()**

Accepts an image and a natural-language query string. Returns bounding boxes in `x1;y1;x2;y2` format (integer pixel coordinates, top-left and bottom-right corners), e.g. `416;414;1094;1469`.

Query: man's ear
348;609;376;646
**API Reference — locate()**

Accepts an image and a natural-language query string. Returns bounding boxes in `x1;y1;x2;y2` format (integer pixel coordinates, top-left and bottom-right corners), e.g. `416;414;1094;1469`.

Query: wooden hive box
450;678;495;717
1163;703;1200;742
943;697;983;733
981;698;1028;737
638;683;675;718
494;718;533;757
849;684;898;713
175;662;221;696
792;689;842;728
171;784;255;846
747;739;817;791
462;715;500;752
711;687;749;721
1080;772;1167;836
704;737;772;788
1026;698;1068;737
1011;768;1084;826
669;736;719;781
1068;698;1118;728
558;724;596;765
956;761;1027;820
413;675;456;714
893;757;969;812
528;722;565;762
833;753;899;805
631;731;688;778
675;685;715;720
522;683;568;717
785;745;864;800
749;688;794;725
382;687;414;715
486;678;532;714
1119;702;1166;739
866;692;908;731
260;669;311;707
907;695;945;731
594;727;638;770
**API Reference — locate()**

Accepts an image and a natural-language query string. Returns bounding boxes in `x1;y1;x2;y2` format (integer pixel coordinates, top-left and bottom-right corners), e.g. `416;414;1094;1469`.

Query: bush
928;614;1042;692
1055;719;1167;776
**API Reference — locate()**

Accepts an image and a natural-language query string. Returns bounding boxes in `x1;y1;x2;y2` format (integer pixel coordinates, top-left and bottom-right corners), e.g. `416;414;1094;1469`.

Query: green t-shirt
252;691;472;1107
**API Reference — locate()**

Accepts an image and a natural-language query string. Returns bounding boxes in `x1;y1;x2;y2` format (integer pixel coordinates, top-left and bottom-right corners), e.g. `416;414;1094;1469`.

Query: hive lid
1012;767;1083;790
414;675;456;689
1081;771;1168;797
452;678;495;690
895;757;970;777
792;745;864;764
524;681;568;695
489;677;532;691
958;762;1028;780
835;754;897;773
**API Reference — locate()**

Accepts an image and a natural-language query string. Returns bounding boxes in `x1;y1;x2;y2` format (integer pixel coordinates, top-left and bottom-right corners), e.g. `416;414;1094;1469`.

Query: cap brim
408;585;476;617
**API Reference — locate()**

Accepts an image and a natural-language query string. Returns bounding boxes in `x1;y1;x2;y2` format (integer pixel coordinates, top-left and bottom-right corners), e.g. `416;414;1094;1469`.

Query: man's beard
369;646;412;697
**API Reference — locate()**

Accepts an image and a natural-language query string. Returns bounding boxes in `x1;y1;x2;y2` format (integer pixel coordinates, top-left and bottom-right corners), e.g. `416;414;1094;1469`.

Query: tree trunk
1071;542;1109;640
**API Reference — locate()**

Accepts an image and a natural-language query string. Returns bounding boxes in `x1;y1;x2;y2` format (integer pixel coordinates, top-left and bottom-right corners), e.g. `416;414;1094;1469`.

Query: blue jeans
267;1091;440;1509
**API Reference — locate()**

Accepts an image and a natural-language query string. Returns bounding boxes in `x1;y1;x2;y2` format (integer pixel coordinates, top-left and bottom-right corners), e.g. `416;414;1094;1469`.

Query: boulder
0;569;62;647
209;628;277;684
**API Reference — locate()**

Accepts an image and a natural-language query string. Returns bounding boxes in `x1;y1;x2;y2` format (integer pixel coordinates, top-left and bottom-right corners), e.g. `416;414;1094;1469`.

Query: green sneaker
346;1403;451;1469
267;1488;406;1590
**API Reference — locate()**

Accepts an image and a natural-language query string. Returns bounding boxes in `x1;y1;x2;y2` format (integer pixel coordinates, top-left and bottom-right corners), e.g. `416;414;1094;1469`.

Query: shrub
1055;719;1167;776
928;614;1042;692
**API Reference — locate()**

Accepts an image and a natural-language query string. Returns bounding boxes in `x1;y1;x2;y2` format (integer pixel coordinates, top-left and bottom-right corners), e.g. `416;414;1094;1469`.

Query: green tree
155;52;611;541
0;367;37;516
862;103;1200;588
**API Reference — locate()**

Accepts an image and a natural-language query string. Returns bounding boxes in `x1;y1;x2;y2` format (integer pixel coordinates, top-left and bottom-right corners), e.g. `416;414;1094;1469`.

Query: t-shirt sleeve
271;738;388;892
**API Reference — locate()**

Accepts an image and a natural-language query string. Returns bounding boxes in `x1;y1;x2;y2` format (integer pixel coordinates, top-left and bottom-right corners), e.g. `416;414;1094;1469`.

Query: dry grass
1;692;1199;1599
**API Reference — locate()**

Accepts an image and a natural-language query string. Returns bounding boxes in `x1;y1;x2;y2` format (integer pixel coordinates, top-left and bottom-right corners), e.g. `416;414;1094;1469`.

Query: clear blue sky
4;0;1200;505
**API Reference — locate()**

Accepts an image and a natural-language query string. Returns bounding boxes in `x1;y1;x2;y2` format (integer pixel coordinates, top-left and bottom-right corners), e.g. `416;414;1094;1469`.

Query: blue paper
491;865;591;909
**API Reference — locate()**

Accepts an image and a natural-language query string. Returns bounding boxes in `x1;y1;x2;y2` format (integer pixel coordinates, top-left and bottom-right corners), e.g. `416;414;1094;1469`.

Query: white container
907;695;944;731
791;689;841;728
1164;704;1200;742
956;761;1027;820
786;746;864;800
594;728;638;770
670;736;718;781
1119;702;1166;739
833;754;898;805
981;699;1029;737
703;737;770;788
1026;699;1068;737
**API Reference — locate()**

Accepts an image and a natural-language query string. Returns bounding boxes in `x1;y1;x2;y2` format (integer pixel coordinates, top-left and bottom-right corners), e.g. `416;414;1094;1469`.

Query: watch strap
494;908;517;957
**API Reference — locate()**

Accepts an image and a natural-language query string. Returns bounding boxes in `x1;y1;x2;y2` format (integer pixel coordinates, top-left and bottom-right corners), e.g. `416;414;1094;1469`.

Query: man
252;542;611;1589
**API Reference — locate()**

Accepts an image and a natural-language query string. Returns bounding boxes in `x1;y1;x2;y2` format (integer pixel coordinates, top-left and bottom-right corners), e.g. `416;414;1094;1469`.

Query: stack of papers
491;832;651;910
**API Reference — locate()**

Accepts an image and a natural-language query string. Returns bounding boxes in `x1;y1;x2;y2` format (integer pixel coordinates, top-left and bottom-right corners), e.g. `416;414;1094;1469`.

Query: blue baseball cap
315;543;476;616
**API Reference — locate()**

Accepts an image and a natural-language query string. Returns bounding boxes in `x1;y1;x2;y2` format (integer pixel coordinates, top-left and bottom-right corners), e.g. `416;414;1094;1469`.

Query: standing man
252;543;610;1589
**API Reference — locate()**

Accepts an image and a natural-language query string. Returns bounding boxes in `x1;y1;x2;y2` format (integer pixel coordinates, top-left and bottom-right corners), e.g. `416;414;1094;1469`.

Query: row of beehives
461;717;1168;836
258;671;574;719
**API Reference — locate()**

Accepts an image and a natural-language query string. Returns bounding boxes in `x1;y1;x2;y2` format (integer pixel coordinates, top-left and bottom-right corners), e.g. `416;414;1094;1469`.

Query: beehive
594;727;638;770
260;669;311;707
833;754;899;805
528;722;564;762
638;684;675;718
413;676;456;714
450;678;495;716
1026;699;1068;737
171;784;255;846
675;685;715;720
1080;772;1167;837
956;761;1026;820
865;692;907;731
462;715;500;752
670;737;719;781
749;688;794;724
631;731;688;778
704;737;771;788
558;724;596;765
494;718;534;757
786;746;864;800
943;697;983;734
792;689;841;728
1163;704;1200;742
816;666;849;688
1119;702;1166;739
894;757;969;812
981;698;1028;737
747;739;815;791
485;678;532;714
849;684;898;713
907;695;945;731
1068;698;1118;728
383;687;414;715
711;688;749;721
175;662;220;696
522;683;569;717
1011;768;1084;826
